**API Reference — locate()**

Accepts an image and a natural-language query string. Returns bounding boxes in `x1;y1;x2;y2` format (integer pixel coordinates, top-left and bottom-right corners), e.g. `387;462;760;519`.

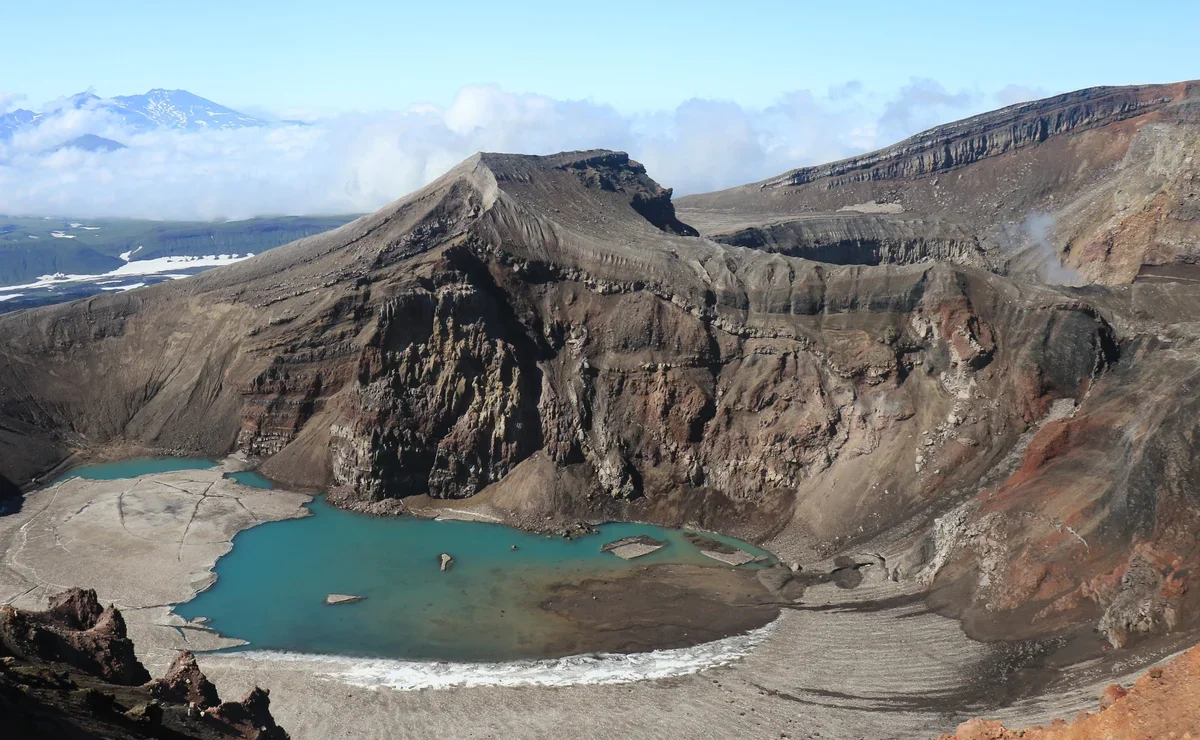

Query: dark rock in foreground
0;587;149;685
0;587;289;739
150;650;221;709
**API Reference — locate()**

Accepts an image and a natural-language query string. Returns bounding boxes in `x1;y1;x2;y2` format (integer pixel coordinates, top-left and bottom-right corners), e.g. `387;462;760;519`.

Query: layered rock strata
680;81;1200;285
0;101;1198;658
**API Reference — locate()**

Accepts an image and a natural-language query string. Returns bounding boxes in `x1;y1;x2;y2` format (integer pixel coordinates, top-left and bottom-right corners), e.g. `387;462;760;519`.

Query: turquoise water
223;469;275;489
176;492;773;662
47;457;772;662
55;457;217;482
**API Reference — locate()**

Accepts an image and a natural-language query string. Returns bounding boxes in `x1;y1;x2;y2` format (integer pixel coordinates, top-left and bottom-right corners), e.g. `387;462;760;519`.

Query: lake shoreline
3;455;783;666
180;478;784;663
0;455;1169;738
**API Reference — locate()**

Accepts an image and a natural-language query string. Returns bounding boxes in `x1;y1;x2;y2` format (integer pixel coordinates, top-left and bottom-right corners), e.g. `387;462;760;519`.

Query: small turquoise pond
55;457;218;482
222;469;275;489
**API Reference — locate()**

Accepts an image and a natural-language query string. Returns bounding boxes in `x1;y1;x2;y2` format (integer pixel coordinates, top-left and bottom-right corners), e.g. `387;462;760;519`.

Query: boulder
150;650;220;709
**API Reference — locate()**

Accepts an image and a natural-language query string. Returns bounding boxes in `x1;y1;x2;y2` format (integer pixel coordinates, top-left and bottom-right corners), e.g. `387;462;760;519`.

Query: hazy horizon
3;0;1197;220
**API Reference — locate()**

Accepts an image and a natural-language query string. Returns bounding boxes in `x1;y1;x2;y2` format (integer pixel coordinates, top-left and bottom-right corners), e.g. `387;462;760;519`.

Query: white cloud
0;92;26;116
994;84;1053;108
0;81;1018;220
877;78;981;142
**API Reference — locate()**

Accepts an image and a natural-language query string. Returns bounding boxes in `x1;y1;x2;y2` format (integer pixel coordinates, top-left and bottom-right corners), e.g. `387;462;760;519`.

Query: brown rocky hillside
1;83;1199;662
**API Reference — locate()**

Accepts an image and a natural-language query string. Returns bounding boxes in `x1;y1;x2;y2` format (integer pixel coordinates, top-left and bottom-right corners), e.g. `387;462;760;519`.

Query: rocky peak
0;590;290;738
478;149;699;237
553;150;698;235
0;587;149;685
46;586;106;631
208;686;289;739
150;649;221;709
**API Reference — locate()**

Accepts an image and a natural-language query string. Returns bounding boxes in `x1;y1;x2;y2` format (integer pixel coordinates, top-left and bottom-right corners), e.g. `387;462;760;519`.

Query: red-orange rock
938;640;1200;739
1098;683;1127;710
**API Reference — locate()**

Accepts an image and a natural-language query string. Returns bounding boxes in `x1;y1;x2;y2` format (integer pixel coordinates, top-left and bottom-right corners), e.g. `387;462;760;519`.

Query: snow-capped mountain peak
0;89;266;139
108;89;266;131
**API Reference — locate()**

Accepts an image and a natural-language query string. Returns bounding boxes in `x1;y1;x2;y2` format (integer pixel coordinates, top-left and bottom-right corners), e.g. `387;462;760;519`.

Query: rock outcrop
205;687;289;740
714;214;987;269
0;588;288;739
0;588;149;685
150;650;220;709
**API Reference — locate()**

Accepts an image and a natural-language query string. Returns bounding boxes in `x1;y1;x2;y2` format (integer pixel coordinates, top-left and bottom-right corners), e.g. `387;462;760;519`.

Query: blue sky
1;1;1197;219
6;0;1197;113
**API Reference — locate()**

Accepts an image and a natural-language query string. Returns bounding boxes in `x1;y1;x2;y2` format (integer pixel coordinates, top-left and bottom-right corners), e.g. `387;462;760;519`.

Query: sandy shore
0;459;311;674
0;463;1185;739
194;577;1192;740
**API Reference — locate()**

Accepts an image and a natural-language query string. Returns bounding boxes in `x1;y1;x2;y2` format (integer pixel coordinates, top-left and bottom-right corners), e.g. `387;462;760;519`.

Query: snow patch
0;253;251;291
49;231;76;239
229;621;777;691
100;282;146;292
107;253;250;276
0;293;23;302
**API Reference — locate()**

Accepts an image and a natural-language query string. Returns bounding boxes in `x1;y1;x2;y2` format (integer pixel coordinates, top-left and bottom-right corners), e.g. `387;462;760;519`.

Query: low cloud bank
0;82;1044;221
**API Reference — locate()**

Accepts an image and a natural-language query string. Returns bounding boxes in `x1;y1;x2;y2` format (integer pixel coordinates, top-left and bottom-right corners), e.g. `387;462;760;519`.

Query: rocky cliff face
0;588;288;739
1;96;1200;660
715;214;986;268
765;85;1177;189
679;81;1200;286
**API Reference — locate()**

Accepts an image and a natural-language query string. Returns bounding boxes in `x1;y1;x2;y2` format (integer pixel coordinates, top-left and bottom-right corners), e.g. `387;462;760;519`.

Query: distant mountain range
47;134;126;153
0;89;267;142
